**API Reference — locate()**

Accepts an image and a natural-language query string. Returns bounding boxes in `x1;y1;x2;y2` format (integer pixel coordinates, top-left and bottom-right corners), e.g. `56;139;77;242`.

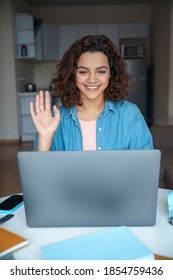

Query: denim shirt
33;100;153;151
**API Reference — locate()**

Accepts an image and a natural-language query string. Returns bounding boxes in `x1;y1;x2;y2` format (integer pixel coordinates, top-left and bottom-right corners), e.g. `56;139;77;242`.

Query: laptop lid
17;150;161;227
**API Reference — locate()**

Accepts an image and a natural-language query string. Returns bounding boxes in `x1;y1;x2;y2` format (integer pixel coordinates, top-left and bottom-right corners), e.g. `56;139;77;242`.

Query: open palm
30;91;60;137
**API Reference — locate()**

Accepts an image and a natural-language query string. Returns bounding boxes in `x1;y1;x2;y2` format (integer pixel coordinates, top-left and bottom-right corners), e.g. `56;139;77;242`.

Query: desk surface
0;189;173;260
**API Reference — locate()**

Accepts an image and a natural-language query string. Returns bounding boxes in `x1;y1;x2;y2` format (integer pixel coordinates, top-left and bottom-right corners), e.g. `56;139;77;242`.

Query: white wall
0;0;19;140
0;0;35;141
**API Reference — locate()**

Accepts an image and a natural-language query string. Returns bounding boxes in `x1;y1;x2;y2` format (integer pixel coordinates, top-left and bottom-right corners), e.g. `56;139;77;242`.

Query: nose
87;72;97;83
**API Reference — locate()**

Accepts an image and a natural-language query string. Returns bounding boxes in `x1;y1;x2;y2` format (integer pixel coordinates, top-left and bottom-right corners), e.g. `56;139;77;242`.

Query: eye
77;69;88;74
97;68;108;74
78;71;87;74
98;70;107;74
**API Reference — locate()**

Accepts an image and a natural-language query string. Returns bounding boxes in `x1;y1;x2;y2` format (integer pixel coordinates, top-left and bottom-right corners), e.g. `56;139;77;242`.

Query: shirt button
98;147;102;150
98;127;102;131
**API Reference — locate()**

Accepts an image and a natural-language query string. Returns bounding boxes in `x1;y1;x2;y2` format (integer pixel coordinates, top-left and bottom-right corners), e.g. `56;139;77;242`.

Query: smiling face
76;51;110;104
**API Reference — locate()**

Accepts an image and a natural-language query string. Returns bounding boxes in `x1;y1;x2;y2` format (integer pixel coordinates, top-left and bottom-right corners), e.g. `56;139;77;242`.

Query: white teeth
86;86;98;89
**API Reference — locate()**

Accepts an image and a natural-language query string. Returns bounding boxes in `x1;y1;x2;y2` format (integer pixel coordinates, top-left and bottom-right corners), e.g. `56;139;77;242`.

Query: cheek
76;74;86;85
102;75;110;85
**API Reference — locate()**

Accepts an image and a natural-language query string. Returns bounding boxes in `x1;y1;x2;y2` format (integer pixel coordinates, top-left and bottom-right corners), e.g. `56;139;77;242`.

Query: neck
77;98;105;121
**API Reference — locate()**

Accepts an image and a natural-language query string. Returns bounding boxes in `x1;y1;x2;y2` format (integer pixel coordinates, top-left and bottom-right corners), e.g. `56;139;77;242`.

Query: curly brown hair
52;34;131;107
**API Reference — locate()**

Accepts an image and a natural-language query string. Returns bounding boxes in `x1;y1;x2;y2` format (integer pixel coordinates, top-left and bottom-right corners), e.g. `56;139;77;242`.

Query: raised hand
30;91;60;151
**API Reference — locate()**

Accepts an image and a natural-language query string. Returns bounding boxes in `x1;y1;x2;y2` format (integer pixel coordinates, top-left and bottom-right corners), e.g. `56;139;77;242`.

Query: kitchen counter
18;90;55;96
18;91;61;107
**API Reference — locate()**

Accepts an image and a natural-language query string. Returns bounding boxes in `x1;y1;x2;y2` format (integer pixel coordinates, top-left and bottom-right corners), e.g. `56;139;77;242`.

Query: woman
30;34;153;151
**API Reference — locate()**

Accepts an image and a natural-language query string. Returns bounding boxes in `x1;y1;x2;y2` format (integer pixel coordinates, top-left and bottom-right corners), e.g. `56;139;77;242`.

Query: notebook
17;150;161;227
0;227;29;257
41;226;154;260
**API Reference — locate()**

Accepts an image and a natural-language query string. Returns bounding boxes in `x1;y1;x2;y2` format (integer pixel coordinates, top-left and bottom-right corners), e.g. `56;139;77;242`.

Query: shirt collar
65;106;77;121
102;100;116;116
64;100;116;120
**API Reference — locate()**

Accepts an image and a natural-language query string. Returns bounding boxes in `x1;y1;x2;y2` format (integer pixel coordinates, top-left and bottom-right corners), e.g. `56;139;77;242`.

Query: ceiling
26;0;152;7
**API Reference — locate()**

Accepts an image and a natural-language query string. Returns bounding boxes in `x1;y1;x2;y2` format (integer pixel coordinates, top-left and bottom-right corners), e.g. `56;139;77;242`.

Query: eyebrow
77;66;109;70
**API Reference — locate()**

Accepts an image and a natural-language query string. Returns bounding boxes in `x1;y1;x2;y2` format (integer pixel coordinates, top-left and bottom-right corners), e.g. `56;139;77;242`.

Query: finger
35;94;40;114
30;101;36;120
45;91;51;111
39;90;45;112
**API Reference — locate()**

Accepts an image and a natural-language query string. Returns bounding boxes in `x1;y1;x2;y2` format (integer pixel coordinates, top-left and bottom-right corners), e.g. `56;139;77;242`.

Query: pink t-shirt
79;119;97;151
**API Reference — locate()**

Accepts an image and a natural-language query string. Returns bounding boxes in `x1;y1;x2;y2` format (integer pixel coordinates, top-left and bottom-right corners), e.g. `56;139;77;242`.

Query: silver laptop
17;150;161;227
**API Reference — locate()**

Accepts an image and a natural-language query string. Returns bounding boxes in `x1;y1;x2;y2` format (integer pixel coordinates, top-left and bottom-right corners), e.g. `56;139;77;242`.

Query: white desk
0;189;173;260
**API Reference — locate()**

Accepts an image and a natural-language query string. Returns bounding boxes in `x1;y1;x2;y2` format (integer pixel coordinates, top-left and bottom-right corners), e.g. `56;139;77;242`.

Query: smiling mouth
85;85;99;90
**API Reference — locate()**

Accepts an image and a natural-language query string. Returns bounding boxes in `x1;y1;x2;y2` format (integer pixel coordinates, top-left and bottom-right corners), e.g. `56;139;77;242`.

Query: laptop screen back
17;150;161;227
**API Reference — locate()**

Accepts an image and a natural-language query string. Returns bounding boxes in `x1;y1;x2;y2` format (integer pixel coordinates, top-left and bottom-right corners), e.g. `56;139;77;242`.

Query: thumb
53;105;60;119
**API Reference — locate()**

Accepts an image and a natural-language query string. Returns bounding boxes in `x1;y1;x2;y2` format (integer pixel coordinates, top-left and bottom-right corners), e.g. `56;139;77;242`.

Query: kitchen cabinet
119;22;149;39
58;24;98;60
13;13;35;59
77;24;97;38
35;23;59;61
58;23;120;60
18;92;52;141
97;24;119;46
18;93;37;141
34;22;149;61
58;25;78;60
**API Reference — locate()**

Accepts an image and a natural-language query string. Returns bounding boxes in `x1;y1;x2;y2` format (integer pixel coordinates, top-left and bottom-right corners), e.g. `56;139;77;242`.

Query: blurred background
0;0;173;143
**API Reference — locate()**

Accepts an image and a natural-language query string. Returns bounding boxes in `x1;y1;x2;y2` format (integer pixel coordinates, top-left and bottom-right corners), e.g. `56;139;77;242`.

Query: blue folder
41;226;154;260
